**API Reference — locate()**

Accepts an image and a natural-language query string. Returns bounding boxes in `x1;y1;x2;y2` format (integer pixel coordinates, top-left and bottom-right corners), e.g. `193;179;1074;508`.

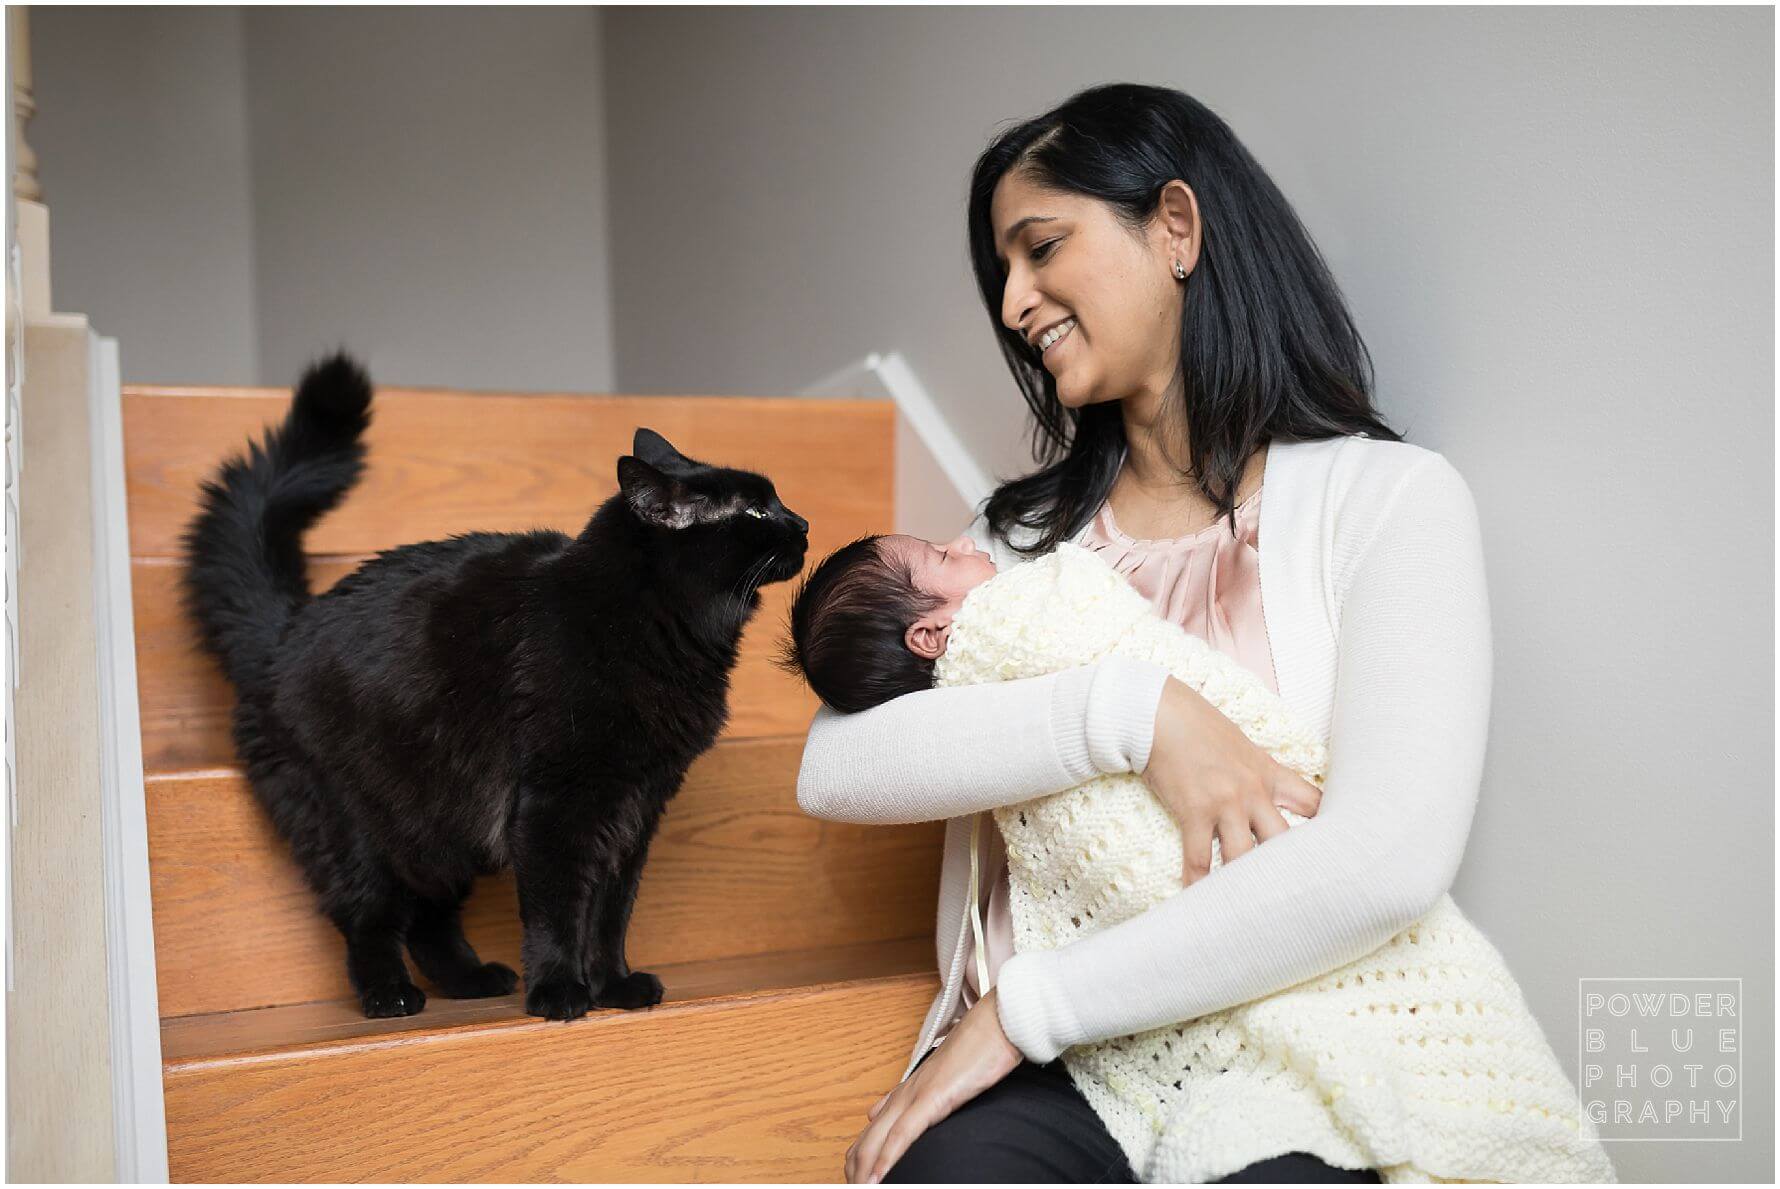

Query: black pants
881;1057;1381;1184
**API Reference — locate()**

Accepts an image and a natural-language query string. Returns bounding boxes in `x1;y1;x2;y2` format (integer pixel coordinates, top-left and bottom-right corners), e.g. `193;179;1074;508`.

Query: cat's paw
360;981;427;1018
525;976;594;1021
438;961;518;999
595;970;664;1010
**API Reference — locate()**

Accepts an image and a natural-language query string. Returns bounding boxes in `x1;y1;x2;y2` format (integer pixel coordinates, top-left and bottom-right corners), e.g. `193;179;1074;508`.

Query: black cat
183;353;808;1020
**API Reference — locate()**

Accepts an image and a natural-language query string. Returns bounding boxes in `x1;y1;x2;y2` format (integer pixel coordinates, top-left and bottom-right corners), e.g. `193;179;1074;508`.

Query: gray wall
241;7;614;391
33;6;616;391
33;6;259;383
604;9;1773;1181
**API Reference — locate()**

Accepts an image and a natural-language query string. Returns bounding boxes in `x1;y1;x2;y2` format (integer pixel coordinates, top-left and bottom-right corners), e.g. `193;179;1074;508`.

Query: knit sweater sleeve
993;455;1494;1063
793;512;1174;826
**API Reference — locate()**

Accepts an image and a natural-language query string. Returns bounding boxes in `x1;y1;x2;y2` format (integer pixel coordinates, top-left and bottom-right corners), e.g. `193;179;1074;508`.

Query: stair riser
148;741;943;1017
164;976;934;1182
132;558;819;773
124;390;893;557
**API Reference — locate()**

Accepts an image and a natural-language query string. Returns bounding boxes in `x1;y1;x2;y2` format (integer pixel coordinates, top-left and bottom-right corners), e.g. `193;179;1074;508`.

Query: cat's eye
743;506;769;519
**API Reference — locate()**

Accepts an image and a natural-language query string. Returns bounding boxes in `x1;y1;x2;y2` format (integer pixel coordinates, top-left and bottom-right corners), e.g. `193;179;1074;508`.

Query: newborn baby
783;535;1614;1185
781;531;997;715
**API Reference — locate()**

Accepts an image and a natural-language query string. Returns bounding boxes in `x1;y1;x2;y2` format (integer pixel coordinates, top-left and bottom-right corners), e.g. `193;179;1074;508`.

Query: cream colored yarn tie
968;813;992;995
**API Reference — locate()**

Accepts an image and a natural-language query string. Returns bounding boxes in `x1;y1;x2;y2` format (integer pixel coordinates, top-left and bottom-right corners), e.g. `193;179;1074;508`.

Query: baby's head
779;532;998;713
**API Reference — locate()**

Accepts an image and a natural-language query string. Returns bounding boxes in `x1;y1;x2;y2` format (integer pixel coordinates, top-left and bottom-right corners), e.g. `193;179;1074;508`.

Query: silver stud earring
1172;258;1187;281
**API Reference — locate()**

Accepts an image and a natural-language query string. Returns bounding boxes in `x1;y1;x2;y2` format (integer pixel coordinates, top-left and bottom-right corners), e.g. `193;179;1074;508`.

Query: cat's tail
182;352;373;694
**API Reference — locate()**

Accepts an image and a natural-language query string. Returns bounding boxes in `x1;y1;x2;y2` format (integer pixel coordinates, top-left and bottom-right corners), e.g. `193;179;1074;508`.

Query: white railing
799;350;992;542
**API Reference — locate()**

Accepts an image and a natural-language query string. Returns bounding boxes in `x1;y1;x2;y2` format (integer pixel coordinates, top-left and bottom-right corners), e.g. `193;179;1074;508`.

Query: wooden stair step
162;939;936;1182
123;388;895;558
131;554;818;774
125;384;928;1181
147;735;944;1018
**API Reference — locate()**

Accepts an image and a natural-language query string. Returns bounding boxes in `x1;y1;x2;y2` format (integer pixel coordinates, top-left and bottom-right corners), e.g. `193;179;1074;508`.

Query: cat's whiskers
730;551;778;609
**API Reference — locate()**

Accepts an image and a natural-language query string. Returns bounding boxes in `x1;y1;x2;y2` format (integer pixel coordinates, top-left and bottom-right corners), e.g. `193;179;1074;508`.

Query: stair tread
145;735;944;1018
163;936;935;1067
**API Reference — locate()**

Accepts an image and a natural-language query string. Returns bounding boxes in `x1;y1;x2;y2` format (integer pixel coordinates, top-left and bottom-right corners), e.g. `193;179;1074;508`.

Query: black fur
183;353;809;1020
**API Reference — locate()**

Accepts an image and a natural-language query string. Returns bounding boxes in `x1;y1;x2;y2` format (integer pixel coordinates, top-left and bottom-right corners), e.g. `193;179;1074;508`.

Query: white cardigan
794;432;1494;1080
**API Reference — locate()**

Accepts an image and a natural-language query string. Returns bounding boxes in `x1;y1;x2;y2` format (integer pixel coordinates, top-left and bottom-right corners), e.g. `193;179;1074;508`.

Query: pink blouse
958;485;1278;1019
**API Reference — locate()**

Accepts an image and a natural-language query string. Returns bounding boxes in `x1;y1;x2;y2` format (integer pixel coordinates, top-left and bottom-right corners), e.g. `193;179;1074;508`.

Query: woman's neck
1112;397;1267;537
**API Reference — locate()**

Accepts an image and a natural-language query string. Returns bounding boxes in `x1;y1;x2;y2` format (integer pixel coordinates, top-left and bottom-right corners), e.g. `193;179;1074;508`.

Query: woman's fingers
850;1115;887;1183
853;1078;916;1182
1250;803;1290;843
1218;812;1255;862
1180;818;1215;885
870;1109;933;1184
1272;767;1323;817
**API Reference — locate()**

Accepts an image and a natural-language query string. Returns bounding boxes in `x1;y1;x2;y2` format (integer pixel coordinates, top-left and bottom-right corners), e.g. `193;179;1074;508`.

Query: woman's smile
1040;317;1078;360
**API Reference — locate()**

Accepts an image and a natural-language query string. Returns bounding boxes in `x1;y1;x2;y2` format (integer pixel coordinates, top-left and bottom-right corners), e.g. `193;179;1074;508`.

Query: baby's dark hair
776;534;944;714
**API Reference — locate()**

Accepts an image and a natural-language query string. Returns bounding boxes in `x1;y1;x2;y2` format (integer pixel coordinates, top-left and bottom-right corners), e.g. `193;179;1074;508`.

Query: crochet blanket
933;543;1615;1185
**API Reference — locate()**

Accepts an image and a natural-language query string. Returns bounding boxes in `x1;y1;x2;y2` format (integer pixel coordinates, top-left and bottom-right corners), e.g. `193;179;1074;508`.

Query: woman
797;83;1491;1183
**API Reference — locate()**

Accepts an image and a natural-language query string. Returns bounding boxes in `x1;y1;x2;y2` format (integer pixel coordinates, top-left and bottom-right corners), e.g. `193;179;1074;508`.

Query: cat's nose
784;509;809;535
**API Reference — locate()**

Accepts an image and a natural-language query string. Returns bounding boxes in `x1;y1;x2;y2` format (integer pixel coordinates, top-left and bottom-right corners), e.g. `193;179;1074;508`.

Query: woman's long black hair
968;82;1402;556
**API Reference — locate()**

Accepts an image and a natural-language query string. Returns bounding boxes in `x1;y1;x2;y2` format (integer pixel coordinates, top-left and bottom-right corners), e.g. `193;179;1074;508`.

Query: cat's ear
617;455;696;529
633;428;696;475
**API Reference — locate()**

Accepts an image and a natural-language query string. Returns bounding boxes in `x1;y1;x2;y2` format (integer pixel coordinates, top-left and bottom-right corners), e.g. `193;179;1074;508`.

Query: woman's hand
1143;676;1323;884
845;988;1023;1183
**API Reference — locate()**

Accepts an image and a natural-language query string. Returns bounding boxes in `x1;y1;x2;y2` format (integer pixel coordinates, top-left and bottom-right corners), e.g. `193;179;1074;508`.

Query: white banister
799;351;992;543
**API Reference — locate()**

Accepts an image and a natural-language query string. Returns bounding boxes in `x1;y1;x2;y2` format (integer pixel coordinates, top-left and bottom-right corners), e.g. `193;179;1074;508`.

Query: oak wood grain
123;387;894;558
147;737;944;1018
164;960;937;1182
162;937;932;1064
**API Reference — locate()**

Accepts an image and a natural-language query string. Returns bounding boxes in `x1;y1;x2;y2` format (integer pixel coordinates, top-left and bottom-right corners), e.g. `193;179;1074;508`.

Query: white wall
603;9;1773;1182
33;6;616;392
32;7;259;383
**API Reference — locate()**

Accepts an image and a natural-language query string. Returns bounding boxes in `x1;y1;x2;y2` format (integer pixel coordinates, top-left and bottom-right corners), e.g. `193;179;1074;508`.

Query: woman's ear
1154;178;1201;275
904;614;952;661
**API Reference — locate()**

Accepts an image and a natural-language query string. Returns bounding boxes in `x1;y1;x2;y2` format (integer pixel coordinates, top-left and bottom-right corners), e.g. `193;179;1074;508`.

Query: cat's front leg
587;822;664;1010
512;783;599;1020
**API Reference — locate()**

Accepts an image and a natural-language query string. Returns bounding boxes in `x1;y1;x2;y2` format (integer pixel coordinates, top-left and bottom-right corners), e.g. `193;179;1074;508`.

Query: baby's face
888;533;999;616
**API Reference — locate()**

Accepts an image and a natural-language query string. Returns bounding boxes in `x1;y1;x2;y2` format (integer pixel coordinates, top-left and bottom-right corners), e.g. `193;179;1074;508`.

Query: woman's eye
1030;239;1061;262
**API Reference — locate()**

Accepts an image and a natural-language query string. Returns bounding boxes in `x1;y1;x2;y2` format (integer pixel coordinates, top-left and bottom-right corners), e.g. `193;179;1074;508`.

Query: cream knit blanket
932;543;1615;1184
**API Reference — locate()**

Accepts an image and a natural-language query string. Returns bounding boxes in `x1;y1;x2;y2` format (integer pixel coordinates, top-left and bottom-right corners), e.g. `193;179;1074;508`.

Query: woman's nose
948;534;976;555
1001;266;1040;336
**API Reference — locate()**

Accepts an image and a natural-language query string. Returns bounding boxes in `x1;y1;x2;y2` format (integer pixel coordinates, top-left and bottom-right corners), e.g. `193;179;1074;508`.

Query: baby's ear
905;616;950;661
617;455;694;529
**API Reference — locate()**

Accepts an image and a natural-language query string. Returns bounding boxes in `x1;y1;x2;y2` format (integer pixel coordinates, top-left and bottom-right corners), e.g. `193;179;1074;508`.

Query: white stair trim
89;335;169;1183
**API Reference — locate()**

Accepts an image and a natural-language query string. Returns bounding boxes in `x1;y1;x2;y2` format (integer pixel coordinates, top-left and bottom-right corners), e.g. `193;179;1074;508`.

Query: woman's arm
796;655;1173;825
992;455;1493;1062
796;507;1175;826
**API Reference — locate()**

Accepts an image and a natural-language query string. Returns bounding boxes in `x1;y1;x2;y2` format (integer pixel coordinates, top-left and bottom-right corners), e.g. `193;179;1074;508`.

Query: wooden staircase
124;385;943;1181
